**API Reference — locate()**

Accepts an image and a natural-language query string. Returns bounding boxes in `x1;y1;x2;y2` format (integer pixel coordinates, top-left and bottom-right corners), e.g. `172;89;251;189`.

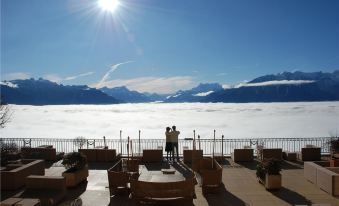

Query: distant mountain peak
1;78;119;105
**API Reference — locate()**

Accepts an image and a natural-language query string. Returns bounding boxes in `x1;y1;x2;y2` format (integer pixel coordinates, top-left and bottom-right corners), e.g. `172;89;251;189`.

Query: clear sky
1;0;339;93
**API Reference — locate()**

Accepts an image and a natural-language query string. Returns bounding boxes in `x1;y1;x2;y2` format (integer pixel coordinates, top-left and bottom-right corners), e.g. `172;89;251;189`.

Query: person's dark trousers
172;142;179;161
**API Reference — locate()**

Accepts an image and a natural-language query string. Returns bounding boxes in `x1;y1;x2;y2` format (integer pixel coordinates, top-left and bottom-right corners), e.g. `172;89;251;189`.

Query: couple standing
165;125;180;162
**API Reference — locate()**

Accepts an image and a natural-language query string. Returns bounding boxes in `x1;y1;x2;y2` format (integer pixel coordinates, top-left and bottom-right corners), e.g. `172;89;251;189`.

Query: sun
98;0;120;12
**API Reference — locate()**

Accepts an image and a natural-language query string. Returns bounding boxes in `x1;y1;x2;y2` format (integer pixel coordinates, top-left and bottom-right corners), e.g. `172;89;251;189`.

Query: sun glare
98;0;120;12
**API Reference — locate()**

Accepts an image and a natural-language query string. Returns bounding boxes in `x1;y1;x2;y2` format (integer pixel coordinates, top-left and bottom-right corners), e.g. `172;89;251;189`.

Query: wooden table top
138;164;186;183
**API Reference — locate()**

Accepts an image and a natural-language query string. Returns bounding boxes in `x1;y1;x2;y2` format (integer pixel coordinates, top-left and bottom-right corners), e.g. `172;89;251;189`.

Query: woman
165;127;173;162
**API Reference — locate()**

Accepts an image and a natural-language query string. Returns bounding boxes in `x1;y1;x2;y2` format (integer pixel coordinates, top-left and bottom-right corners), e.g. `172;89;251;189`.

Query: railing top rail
0;137;333;141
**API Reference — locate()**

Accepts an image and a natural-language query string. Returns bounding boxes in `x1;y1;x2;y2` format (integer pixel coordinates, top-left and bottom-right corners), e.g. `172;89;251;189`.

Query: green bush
330;138;339;153
256;158;281;180
256;162;265;180
62;152;87;172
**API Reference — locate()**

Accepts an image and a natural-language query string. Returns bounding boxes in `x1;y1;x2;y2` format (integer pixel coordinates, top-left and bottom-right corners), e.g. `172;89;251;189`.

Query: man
170;125;180;161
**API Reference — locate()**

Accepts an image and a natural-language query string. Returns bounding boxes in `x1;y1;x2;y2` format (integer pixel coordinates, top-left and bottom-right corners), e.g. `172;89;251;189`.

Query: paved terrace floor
2;158;339;206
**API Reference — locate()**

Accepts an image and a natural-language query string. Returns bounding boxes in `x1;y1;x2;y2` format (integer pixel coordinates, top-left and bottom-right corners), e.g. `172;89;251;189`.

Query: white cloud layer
2;72;31;81
237;80;315;88
2;102;339;140
92;76;195;94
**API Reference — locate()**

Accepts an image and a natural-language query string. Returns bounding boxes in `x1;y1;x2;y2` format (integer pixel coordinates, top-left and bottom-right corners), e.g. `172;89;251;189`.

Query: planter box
142;149;163;163
265;174;281;190
297;147;321;161
78;149;118;162
183;150;203;171
231;149;254;162
62;165;88;187
283;151;297;161
330;159;339;167
107;160;130;195
259;148;282;161
199;158;222;193
125;159;139;173
183;150;203;163
21;147;64;161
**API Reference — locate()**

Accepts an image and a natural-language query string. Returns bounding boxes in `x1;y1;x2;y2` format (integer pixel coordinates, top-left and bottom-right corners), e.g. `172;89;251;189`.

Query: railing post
120;130;122;155
222;135;224;158
139;130;141;155
193;130;196;150
198;135;201;150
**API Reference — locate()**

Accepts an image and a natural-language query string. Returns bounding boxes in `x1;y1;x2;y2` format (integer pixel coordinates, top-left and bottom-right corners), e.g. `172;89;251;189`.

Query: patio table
138;165;185;183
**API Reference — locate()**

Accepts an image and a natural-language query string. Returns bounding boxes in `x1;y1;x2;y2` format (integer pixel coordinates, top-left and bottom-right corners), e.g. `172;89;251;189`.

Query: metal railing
0;137;333;156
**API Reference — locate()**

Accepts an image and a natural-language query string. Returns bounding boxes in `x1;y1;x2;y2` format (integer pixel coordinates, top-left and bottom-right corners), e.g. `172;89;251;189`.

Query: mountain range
1;71;338;105
0;78;119;105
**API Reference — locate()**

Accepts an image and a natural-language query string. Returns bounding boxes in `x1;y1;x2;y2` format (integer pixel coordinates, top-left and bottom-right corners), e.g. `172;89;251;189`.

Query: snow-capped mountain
1;71;338;105
100;86;152;103
203;70;339;102
0;78;119;105
165;83;223;102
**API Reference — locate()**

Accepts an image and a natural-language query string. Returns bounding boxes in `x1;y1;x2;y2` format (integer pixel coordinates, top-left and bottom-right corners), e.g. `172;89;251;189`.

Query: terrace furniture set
107;148;198;205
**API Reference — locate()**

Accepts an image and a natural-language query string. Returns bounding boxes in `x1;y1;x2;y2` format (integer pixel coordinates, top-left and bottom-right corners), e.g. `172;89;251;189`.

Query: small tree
0;98;11;128
256;158;281;181
73;136;87;149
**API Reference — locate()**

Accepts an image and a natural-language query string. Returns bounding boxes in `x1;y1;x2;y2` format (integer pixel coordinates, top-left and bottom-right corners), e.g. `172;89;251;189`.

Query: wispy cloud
91;76;195;94
64;72;94;81
2;72;31;81
96;61;133;88
44;72;94;83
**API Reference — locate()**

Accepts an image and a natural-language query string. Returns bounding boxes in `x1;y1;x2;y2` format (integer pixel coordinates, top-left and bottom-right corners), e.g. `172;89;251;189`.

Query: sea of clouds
1;102;339;140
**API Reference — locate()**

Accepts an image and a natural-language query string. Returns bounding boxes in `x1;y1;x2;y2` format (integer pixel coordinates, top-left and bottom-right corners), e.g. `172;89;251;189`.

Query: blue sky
1;0;339;93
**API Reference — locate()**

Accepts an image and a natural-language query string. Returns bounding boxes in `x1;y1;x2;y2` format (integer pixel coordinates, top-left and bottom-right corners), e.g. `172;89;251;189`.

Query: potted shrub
329;138;339;154
329;138;339;166
256;158;281;190
62;152;89;187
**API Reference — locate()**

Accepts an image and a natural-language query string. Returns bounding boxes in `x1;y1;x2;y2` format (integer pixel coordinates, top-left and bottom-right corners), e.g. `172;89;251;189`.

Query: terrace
2;159;339;205
1;137;339;206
